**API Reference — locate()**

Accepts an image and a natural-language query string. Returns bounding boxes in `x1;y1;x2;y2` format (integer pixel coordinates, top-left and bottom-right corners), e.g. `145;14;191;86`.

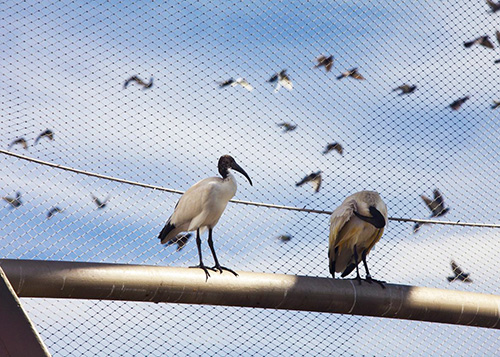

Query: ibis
314;55;334;72
158;155;252;280
328;191;388;286
124;75;153;90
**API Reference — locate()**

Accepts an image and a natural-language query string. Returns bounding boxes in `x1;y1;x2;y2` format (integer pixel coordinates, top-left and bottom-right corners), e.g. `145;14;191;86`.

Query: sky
1;0;500;355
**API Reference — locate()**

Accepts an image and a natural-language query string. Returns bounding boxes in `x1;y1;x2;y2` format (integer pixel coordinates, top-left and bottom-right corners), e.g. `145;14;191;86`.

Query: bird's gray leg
362;250;386;289
207;229;238;277
189;228;214;281
353;246;362;285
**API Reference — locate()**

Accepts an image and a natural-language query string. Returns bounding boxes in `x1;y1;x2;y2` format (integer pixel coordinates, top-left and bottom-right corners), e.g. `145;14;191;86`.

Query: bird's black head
354;206;386;229
218;155;253;186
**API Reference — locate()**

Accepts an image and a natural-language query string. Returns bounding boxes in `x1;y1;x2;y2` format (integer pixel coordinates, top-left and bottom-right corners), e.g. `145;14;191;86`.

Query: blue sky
2;0;500;355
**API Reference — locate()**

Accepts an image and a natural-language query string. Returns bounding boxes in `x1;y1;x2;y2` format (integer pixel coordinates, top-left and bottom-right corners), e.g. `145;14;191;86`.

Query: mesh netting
1;0;500;355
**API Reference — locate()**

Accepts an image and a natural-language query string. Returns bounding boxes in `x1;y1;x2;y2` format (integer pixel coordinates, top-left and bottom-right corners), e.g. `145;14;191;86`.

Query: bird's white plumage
275;75;293;92
328;191;387;276
160;173;237;244
232;78;253;91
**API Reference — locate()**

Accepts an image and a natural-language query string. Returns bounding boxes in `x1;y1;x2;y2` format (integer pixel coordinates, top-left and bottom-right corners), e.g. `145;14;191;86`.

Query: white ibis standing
328;191;388;286
158;155;252;280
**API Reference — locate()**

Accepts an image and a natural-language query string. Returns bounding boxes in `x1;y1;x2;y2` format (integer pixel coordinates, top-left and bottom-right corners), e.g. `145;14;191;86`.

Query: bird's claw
189;264;216;281
365;275;386;289
211;265;239;277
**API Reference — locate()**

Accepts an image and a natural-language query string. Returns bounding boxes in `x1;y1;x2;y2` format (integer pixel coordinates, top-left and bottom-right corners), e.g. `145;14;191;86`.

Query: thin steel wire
2;149;498;229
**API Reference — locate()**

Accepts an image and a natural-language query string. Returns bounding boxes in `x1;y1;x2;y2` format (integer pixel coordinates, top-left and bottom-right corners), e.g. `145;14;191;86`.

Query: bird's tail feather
341;263;356;278
158;220;176;244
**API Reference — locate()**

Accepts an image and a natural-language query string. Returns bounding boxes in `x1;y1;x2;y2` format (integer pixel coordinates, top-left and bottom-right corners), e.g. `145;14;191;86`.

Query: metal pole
0;267;51;356
1;259;499;329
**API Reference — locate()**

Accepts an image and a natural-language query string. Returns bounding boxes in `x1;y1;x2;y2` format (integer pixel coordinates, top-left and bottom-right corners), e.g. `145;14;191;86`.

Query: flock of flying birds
5;29;485;284
4;128;110;218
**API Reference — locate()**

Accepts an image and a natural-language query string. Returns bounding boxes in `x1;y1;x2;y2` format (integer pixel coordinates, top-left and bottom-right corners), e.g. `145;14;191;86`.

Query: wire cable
2;149;499;229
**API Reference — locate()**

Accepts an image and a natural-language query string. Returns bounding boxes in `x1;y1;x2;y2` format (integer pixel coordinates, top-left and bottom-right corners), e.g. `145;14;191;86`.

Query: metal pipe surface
0;267;51;356
1;259;499;329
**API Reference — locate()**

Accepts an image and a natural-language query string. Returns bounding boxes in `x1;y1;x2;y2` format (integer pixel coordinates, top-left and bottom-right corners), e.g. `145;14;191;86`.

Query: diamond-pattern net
1;0;500;355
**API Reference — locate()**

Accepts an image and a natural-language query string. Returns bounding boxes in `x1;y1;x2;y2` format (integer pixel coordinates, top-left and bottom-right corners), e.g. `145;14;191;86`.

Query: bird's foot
212;265;239;277
365;275;386;289
189;264;216;281
349;276;363;285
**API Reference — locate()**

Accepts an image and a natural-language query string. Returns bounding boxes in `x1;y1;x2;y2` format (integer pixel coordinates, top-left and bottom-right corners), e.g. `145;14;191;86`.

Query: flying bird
413;189;450;233
47;206;63;219
158;155;253;280
329;191;388;286
393;84;416;95
450;96;469;110
277;122;297;132
268;70;293;92
492;100;500;109
314;55;334;72
218;78;253;91
8;138;28;150
166;233;192;252
447;260;472;283
486;0;500;13
91;194;109;209
336;68;365;80
296;171;322;193
124;75;153;90
463;36;494;49
34;129;54;145
323;142;343;155
277;234;292;242
3;192;22;208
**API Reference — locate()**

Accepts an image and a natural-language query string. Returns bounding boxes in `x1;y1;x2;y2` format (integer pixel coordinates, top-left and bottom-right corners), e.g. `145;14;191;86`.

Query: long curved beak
354;206;386;228
232;162;253;186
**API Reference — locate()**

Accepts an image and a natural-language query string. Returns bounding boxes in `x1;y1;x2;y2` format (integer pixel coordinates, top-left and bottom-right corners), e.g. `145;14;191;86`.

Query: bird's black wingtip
354;206;386;229
158;221;175;243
